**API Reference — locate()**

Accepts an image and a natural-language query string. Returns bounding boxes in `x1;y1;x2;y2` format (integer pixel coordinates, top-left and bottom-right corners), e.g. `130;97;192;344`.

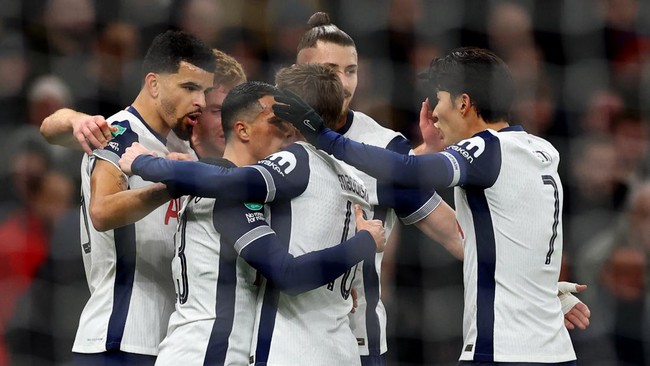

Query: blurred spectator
0;141;55;365
0;139;52;216
76;22;141;117
0;33;29;127
486;1;535;61
26;75;73;128
219;26;271;82
265;0;319;72
5;172;81;366
0;75;82;193
174;0;224;47
564;136;626;261
573;181;650;366
566;136;626;215
601;0;650;108
27;0;97;98
579;88;626;137
610;110;650;186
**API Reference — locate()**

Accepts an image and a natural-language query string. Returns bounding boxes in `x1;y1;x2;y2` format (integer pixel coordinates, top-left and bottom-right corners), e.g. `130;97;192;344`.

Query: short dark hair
141;30;215;78
297;12;355;53
423;47;515;123
221;81;278;139
275;63;344;128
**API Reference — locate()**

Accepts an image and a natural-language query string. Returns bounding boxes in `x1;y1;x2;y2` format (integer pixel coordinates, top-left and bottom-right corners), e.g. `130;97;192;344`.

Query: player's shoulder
492;125;560;156
347;110;407;148
105;110;141;139
256;142;310;176
107;109;137;127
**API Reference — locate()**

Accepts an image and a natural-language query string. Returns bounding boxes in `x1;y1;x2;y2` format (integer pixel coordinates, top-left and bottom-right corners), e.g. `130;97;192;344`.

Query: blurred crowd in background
0;0;649;365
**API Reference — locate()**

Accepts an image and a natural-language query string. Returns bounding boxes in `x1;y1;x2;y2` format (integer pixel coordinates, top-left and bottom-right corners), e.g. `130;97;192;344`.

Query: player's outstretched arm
237;205;384;295
41;108;116;154
414;200;464;260
272;89;455;189
125;143;269;201
119;142;158;176
558;282;591;330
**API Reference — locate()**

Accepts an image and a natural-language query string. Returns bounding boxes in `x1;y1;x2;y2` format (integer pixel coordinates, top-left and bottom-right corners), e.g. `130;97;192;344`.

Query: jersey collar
499;124;524;132
126;105;167;145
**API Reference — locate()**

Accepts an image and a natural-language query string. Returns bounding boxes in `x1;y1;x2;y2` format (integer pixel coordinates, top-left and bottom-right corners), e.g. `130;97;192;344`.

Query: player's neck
480;120;510;133
132;92;170;137
332;112;348;131
222;143;255;167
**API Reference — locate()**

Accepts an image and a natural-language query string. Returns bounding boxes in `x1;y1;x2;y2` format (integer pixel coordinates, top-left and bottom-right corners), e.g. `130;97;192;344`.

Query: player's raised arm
41;108;116;154
273;89;456;190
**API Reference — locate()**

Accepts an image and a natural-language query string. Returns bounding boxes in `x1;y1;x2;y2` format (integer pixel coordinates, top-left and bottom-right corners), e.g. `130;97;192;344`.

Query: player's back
455;128;575;362
250;142;371;366
76;107;191;355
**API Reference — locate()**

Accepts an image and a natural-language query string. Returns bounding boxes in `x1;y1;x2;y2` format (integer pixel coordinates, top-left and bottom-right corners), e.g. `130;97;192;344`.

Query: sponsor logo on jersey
259;150;297;176
245;212;265;223
449;136;485;163
111;124;127;138
337;174;368;201
108;141;120;151
448;137;485;163
244;202;263;211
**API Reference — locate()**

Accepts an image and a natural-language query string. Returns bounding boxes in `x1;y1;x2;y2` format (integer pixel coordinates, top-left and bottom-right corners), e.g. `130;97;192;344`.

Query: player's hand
350;288;358;314
558;281;590;330
72;114;116;155
416;98;445;154
119;142;157;176
354;204;386;252
272;89;325;144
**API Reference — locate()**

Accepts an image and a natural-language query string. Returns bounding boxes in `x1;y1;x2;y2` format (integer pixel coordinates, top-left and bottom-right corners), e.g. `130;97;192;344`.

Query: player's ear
458;94;471;115
144;73;159;98
234;120;250;142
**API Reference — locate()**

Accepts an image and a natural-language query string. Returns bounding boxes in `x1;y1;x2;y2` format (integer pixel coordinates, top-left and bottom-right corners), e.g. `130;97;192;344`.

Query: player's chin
173;124;193;141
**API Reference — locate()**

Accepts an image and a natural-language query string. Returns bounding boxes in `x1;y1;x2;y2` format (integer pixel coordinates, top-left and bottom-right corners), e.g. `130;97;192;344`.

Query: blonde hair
212;49;246;89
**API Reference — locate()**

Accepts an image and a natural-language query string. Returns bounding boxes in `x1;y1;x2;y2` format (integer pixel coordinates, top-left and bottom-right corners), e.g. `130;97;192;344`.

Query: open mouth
185;111;201;126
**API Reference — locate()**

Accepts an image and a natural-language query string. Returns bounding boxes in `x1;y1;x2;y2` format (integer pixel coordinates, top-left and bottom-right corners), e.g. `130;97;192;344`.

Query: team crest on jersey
259;151;296;176
244;202;263;211
111;124;127;138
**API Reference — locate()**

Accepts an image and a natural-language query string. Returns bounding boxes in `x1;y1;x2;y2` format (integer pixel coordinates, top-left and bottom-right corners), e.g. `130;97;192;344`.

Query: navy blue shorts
72;350;156;366
360;354;386;366
458;361;577;366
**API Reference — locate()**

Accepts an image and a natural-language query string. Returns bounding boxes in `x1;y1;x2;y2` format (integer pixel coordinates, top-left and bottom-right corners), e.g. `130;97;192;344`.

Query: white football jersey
249;142;371;366
443;127;575;362
75;106;194;355
156;159;261;365
340;111;439;356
